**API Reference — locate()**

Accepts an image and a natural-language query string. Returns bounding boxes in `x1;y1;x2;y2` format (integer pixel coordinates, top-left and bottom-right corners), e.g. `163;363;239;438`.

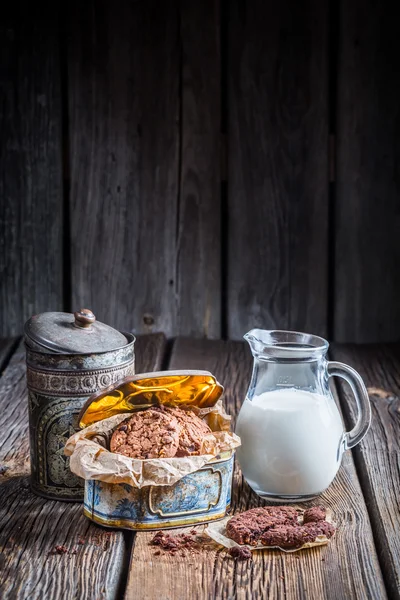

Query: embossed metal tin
25;310;135;501
84;452;234;530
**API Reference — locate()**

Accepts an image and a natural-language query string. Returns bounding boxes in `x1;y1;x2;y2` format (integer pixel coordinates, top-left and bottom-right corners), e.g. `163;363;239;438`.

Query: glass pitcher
235;329;371;502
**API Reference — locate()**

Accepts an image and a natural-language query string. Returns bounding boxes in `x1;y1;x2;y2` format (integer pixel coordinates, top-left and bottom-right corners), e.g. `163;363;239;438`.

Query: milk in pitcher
235;388;344;498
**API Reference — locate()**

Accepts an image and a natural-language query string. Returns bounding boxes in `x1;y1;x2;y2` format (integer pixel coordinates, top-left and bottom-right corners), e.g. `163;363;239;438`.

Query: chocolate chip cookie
226;505;335;549
164;407;212;457
226;506;299;546
110;408;181;459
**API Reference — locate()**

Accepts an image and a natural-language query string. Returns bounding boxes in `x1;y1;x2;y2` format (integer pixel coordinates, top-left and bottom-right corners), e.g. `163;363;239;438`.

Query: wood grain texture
126;338;386;600
0;334;166;600
134;333;167;374
0;3;63;337
68;0;221;338
68;0;179;336
331;343;400;598
227;0;329;340
335;0;400;342
177;0;221;338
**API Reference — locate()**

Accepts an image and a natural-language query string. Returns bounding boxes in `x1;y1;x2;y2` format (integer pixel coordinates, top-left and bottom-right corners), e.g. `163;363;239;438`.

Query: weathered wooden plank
0;3;63;337
68;0;179;336
335;0;400;342
331;343;400;598
227;0;329;340
177;0;221;338
68;0;221;338
134;333;168;374
0;334;166;600
126;338;386;599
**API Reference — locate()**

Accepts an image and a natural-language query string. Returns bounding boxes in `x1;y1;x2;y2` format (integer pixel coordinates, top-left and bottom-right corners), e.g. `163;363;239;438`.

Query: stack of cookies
110;406;212;459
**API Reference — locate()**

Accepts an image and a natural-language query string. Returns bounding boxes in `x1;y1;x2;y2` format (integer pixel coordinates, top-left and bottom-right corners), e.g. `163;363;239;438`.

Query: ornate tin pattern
148;468;223;517
26;329;135;501
27;362;135;397
30;394;85;500
83;453;234;530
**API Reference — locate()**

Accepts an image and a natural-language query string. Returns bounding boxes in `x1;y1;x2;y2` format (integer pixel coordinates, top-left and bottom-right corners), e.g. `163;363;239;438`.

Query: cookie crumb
228;546;252;561
150;530;203;555
49;545;69;555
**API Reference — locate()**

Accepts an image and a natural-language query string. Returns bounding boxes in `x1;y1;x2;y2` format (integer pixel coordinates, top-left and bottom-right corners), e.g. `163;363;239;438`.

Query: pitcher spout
243;329;270;357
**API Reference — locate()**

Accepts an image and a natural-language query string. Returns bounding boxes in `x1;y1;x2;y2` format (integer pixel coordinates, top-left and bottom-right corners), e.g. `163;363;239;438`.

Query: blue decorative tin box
84;451;234;530
67;371;239;530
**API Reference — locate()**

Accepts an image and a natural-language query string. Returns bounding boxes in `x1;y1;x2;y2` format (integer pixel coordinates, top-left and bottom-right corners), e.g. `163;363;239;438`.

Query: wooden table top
0;334;399;599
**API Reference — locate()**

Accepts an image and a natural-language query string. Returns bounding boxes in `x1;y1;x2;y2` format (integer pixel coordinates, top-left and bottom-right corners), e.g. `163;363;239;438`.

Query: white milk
235;388;344;497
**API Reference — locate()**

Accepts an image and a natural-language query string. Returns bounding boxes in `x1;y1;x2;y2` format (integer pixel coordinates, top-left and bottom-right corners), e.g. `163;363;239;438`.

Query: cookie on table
110;407;181;459
164;406;212;457
226;505;335;549
226;506;299;546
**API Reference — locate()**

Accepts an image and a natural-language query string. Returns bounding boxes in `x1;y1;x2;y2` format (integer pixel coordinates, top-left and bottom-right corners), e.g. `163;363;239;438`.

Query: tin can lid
24;309;130;354
78;370;224;428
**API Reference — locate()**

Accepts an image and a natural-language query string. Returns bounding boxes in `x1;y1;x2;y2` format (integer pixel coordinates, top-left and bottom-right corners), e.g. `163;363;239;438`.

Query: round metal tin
25;311;135;502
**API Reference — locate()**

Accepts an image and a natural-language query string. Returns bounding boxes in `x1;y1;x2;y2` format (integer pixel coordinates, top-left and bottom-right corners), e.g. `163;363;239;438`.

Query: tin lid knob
74;309;96;329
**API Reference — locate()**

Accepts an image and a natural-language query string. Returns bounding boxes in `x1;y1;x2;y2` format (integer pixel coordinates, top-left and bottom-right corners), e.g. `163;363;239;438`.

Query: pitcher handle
327;361;371;449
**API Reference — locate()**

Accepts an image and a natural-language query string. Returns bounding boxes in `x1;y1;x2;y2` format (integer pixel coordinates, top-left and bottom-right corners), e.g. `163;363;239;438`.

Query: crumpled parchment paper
64;400;240;488
206;508;336;553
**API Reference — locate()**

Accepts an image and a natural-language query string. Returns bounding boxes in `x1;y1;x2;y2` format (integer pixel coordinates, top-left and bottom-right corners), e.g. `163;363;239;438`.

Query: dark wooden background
1;0;399;342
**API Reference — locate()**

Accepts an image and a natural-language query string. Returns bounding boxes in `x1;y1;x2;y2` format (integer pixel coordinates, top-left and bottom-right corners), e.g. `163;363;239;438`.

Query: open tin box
67;371;237;530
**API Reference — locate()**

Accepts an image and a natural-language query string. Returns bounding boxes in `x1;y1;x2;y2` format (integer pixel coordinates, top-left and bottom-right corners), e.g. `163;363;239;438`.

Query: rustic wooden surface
0;3;64;338
1;335;399;598
331;343;400;599
335;0;400;342
126;338;387;600
0;334;166;600
226;0;329;339
68;0;221;339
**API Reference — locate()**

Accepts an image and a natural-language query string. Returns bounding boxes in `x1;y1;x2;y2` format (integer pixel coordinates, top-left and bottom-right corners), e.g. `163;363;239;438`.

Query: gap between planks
0;337;20;376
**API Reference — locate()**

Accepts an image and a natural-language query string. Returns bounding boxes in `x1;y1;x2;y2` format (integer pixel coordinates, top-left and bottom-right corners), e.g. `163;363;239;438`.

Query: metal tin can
25;309;135;501
75;370;235;528
84;452;234;530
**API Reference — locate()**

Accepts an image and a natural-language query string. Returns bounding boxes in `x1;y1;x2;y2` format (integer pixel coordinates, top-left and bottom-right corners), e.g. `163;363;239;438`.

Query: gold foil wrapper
79;370;224;428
